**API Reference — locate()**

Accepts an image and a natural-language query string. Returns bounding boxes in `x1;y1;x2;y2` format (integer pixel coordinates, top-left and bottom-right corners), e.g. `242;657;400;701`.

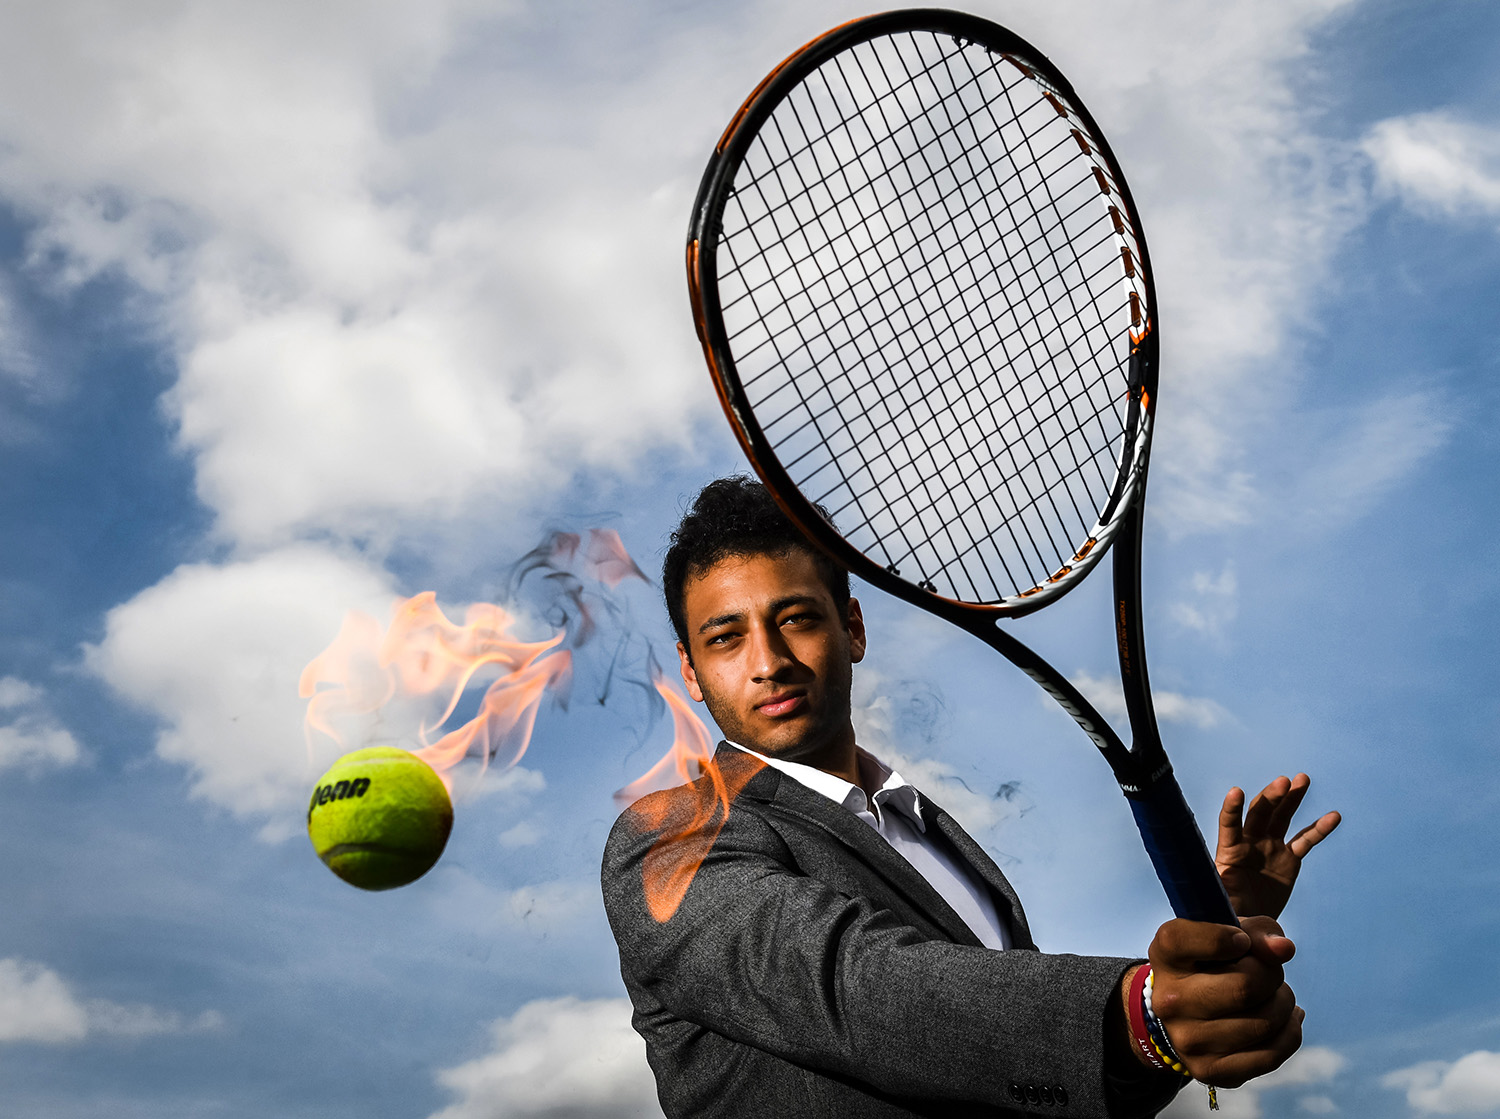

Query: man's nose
748;623;796;680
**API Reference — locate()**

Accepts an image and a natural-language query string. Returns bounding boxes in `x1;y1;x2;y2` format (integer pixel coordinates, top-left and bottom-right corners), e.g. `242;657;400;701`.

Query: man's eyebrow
697;610;743;635
695;595;822;635
768;594;821;614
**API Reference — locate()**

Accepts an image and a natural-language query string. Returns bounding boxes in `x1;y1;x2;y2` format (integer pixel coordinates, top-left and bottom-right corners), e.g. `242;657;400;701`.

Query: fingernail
1232;931;1251;952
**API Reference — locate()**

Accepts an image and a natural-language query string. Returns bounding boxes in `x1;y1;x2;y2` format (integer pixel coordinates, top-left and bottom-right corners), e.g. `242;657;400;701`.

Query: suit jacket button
1026;1084;1040;1104
1040;1085;1054;1105
1009;1082;1025;1102
1055;1085;1069;1106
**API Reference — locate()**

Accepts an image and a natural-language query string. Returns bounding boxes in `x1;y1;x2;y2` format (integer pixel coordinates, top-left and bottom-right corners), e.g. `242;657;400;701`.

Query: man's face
677;549;865;765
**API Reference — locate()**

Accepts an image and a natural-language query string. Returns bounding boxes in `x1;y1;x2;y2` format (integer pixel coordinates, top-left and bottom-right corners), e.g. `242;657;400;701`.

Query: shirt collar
726;740;926;831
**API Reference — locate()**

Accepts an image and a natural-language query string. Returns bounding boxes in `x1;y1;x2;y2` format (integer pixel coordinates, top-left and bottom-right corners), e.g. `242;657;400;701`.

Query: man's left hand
1216;774;1340;919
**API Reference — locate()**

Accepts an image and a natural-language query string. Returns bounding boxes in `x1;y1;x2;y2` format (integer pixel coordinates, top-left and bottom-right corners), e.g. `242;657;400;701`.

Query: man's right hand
1130;916;1304;1088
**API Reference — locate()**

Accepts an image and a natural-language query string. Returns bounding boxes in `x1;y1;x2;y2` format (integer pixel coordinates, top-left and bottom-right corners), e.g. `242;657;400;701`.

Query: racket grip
1127;775;1238;925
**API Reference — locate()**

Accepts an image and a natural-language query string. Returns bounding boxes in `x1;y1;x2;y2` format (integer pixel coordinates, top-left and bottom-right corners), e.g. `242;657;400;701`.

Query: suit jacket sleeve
603;766;1180;1118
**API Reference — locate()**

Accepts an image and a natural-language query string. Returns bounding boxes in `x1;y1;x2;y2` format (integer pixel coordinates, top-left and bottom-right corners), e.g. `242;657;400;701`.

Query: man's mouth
757;692;806;718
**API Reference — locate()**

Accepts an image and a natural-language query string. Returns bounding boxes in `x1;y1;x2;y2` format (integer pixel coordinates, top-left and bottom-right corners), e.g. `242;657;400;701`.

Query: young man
602;477;1340;1118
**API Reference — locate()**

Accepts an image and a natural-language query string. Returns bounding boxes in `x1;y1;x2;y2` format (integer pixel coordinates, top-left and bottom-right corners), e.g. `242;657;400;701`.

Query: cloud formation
1288;390;1451;532
0;0;717;549
1071;671;1230;731
1170;564;1239;639
0;958;221;1044
1364;112;1500;219
0;0;1379;832
0;677;81;773
430;996;663;1119
0;0;1376;553
1384;1050;1500;1116
505;879;598;931
85;545;398;837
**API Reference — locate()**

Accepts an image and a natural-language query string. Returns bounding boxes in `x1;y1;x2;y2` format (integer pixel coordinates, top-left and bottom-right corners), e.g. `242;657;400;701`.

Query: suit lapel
760;774;986;948
717;743;1037;951
718;745;975;946
922;800;1036;950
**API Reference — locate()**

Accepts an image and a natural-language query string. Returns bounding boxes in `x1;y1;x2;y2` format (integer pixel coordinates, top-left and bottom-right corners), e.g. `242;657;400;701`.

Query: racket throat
964;615;1131;770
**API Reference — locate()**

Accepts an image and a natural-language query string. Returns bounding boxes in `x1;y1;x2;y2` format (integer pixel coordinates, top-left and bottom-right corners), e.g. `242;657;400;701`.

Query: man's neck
761;729;862;792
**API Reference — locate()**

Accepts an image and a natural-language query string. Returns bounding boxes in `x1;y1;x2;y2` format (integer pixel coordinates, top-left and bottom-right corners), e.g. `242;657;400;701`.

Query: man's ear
846;597;867;664
678;641;705;702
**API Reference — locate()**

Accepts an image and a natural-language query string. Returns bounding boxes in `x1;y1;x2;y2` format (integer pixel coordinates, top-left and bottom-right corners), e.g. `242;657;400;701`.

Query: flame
615;674;760;924
583;528;648;588
300;528;755;922
613;676;716;805
299;592;571;790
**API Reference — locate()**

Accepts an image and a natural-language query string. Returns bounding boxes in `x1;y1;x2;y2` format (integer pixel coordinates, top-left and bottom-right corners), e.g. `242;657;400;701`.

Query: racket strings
736;149;1129;547
713;30;1146;604
721;75;1085;358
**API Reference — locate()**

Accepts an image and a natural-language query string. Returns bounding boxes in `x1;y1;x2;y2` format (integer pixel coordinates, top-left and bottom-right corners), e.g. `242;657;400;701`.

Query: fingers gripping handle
1128;775;1238;924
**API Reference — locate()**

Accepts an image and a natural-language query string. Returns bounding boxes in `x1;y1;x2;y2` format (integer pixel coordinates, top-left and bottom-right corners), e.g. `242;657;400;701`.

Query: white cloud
0;0;717;549
1071;671;1230;731
83;1002;224;1040
471;765;547;804
0;677;41;708
505;879;598;931
1010;0;1366;534
1364;112;1500;218
84;544;398;838
1171;564;1239;638
1384;1050;1500;1116
0;676;81;773
430;996;663;1119
10;0;1385;835
1258;1046;1348;1088
497;821;541;849
0;0;1370;551
1289;391;1451;531
1162;1046;1346;1118
0;958;87;1042
0;719;80;771
0;958;221;1044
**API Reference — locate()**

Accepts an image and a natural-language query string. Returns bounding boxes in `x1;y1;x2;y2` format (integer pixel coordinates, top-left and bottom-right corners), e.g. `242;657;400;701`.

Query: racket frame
687;8;1235;924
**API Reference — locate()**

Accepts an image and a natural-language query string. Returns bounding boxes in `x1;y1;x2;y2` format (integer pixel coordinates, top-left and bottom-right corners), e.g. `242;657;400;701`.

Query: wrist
1123;965;1163;1071
1117;966;1155;1071
1121;965;1189;1077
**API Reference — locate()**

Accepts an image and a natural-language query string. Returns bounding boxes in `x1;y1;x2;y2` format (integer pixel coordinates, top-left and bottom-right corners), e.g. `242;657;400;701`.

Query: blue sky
0;1;1497;1116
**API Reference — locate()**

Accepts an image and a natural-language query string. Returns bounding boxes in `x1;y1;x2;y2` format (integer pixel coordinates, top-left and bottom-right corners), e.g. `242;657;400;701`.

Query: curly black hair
663;476;850;650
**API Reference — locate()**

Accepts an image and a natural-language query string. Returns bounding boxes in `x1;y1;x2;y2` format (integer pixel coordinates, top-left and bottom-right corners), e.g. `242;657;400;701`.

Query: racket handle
1127;775;1238;925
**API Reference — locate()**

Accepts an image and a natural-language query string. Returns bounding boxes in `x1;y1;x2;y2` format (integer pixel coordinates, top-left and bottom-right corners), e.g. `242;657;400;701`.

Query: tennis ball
307;747;453;891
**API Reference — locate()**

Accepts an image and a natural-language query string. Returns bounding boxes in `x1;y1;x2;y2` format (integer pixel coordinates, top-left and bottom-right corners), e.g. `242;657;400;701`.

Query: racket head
689;10;1159;620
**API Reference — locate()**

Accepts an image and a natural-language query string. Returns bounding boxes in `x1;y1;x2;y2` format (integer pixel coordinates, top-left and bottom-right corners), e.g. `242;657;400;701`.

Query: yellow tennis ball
307;747;453;891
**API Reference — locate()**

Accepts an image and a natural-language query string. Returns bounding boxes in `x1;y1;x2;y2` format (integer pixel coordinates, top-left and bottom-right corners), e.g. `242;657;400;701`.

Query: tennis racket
686;9;1236;924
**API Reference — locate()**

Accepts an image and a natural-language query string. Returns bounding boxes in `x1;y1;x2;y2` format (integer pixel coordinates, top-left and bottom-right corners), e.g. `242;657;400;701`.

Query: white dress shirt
729;741;1012;950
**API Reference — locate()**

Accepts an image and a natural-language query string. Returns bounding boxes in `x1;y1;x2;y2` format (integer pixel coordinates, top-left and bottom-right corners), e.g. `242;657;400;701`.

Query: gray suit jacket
602;744;1182;1118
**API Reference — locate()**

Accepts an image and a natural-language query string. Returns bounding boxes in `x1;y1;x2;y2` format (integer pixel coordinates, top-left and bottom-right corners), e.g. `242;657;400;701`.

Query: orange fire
299;529;754;921
613;675;717;805
613;673;763;924
299;592;572;788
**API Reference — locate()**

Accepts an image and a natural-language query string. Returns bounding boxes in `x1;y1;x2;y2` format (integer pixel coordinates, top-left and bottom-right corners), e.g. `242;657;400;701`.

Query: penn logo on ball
307;747;453;891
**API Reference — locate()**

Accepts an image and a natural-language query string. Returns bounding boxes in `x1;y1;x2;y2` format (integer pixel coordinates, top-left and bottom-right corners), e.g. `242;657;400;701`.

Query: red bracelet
1126;966;1168;1072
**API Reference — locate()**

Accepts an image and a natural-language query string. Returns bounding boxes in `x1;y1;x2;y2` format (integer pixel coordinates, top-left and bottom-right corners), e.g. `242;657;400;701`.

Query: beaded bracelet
1143;969;1219;1111
1142;970;1189;1073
